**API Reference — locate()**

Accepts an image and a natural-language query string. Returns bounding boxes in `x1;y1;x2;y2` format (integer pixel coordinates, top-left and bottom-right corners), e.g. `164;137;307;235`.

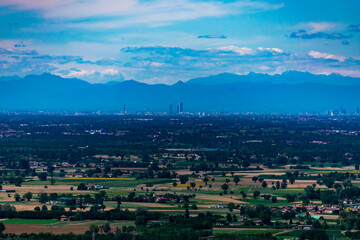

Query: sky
0;0;360;84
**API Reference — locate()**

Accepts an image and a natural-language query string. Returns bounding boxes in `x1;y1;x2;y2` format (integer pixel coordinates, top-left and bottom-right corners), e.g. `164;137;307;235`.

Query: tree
253;190;260;199
263;194;271;200
89;224;99;233
283;211;295;223
203;177;209;185
299;229;329;240
271;196;277;203
289;176;295;184
135;215;148;226
312;220;322;229
77;183;88;190
228;202;235;212
285;194;296;203
42;205;48;211
221;183;229;193
190;182;196;189
38;172;47;181
100;222;111;233
172;182;177;187
240;191;247;199
276;181;280;189
323;177;335;188
300;195;310;206
0;222;5;233
115;195;122;209
23;192;32;201
179;175;189;184
39;193;48;203
225;179;230;184
261;181;268;188
252;176;258;183
34;206;40;211
15;177;23;187
50;178;56;185
356;165;360;171
14;193;21;201
226;213;233;222
185;208;190;218
233;176;240;185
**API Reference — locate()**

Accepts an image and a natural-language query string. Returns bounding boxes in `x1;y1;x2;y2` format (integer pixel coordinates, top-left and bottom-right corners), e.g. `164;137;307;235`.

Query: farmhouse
215;204;225;209
65;173;84;178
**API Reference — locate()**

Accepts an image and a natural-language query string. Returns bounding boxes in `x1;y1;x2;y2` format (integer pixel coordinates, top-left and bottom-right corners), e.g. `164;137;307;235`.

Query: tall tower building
123;105;126;114
169;103;173;114
178;102;183;114
357;106;359;115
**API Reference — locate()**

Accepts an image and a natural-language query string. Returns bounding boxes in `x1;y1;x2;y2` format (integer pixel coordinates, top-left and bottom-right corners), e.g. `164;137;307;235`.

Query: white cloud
64;68;123;82
308;51;346;62
308;22;338;33
295;21;344;33
1;0;284;28
258;47;284;54
217;46;255;55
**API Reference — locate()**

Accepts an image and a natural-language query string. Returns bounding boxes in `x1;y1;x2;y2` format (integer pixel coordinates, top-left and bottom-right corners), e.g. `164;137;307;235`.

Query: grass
277;229;344;239
214;229;282;236
0;219;59;225
240;198;290;207
59;178;173;188
68;177;136;180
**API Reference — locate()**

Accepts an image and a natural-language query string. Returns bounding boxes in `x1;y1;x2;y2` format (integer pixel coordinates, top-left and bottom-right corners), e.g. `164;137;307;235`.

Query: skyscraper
169;103;173;114
177;102;183;114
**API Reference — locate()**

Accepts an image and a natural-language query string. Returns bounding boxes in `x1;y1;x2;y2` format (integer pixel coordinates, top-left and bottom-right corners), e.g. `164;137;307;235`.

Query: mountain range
0;71;360;113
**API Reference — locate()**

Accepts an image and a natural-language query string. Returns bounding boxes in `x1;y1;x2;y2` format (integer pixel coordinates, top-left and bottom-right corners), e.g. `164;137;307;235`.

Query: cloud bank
289;30;351;40
3;44;359;84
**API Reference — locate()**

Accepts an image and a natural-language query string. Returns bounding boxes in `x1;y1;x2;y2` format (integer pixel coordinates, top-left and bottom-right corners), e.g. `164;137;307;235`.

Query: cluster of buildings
0;129;24;138
169;102;184;114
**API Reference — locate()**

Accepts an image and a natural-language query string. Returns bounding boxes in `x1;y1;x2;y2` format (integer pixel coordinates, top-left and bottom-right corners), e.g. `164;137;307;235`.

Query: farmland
0;114;359;239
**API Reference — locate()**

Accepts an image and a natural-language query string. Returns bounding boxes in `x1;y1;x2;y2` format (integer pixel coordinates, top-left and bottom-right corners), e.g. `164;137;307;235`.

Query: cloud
216;46;256;55
0;47;38;55
308;51;346;62
0;0;283;29
1;44;360;84
198;34;227;39
65;68;124;82
116;46;360;82
307;22;339;33
289;30;351;40
341;40;350;45
348;24;360;32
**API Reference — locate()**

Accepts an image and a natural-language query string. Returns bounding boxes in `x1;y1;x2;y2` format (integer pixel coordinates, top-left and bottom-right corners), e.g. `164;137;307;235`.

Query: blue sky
0;0;359;84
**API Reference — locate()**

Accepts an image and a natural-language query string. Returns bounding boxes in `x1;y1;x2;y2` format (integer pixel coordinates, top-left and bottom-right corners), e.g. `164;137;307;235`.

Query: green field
0;219;59;225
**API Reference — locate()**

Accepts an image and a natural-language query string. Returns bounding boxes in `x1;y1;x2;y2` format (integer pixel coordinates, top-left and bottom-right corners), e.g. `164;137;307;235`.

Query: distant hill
0;72;360;113
0;75;20;82
187;71;360;86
